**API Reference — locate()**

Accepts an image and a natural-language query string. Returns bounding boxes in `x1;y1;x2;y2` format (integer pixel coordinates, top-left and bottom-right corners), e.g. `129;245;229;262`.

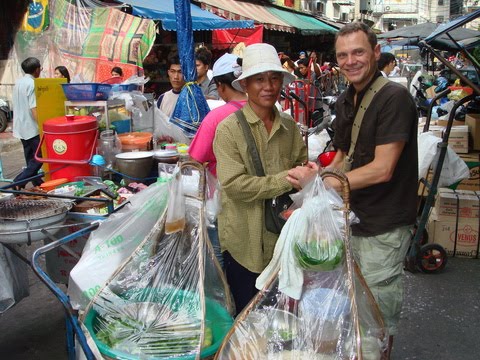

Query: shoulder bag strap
235;109;265;176
343;76;390;172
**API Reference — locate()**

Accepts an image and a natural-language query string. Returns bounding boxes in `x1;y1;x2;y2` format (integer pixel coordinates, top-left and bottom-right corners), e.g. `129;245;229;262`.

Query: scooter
0;98;12;133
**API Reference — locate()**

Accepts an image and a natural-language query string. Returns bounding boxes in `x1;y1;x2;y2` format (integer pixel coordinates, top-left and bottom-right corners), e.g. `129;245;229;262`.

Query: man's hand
286;161;318;190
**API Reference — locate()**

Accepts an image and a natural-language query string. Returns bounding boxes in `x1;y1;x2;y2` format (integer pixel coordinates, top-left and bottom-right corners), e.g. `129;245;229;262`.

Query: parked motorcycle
0;98;12;133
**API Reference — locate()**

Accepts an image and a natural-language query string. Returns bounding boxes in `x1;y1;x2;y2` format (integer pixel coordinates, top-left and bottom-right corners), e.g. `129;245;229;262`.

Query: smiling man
287;22;418;358
213;43;307;315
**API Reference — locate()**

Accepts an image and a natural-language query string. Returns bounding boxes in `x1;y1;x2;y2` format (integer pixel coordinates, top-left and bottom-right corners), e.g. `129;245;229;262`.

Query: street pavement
0;124;479;359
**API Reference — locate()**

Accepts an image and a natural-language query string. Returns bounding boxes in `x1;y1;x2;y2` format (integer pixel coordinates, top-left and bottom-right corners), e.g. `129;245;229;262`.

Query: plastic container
118;132;152;151
61;83;112;101
98;130;122;168
111;119;131;134
40;178;69;192
83;288;233;360
36;115;98;181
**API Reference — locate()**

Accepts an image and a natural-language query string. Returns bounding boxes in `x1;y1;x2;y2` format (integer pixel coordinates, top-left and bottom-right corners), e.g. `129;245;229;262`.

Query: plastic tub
61;83;112;101
83;288;233;360
40;178;69;191
118;132;152;151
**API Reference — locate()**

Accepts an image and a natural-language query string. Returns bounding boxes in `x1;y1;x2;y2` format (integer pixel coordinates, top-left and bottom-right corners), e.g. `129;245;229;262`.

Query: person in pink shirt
189;53;247;177
189;53;247;268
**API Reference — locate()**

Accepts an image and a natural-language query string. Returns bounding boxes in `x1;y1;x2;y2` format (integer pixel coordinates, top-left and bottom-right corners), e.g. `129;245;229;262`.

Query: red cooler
36;115;98;181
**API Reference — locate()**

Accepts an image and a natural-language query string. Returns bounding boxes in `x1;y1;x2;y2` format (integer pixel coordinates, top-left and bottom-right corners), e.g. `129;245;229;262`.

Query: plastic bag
68;181;170;310
218;172;387;359
432;146;470;187
154;107;191;145
165;166;186;234
418;131;441;180
205;170;221;227
0;244;29;313
79;162;234;360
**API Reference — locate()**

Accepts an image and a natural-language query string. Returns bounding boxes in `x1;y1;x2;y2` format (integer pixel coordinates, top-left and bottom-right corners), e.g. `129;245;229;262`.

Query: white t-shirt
157;89;180;118
12;74;38;140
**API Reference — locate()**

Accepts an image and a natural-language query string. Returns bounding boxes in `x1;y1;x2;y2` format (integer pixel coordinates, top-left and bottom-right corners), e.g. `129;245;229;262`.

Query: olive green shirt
213;103;307;273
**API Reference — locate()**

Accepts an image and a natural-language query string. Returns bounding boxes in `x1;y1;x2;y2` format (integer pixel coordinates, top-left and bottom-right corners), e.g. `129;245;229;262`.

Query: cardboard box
466;113;480;151
455;152;480;191
446;125;469;154
428;211;479;258
425;125;468;153
434;188;480;221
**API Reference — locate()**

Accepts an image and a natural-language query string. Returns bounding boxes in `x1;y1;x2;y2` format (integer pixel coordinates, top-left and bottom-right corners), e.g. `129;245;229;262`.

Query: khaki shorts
351;226;412;335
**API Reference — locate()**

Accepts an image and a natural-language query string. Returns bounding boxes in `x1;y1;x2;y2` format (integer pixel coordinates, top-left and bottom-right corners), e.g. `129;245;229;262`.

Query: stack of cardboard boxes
428;189;479;258
426;113;480;258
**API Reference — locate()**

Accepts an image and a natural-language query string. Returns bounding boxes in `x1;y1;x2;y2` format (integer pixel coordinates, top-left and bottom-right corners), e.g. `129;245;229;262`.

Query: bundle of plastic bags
79;162;234;359
216;170;387;360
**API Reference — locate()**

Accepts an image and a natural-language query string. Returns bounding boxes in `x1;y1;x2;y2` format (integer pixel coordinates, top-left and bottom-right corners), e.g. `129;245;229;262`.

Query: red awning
197;0;295;33
212;25;263;49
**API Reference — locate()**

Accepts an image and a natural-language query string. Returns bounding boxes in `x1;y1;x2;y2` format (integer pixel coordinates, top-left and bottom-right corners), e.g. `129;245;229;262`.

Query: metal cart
405;9;480;272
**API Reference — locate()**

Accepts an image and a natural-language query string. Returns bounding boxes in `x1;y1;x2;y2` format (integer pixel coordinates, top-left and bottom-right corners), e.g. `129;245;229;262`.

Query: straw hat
232;43;295;92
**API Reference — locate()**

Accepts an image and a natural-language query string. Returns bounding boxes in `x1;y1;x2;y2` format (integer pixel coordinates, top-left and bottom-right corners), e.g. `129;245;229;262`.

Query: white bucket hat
232;43;295;92
212;53;242;78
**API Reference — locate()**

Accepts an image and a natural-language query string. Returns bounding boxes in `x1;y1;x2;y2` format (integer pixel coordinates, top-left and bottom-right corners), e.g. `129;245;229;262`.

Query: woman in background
111;66;123;78
54;66;70;83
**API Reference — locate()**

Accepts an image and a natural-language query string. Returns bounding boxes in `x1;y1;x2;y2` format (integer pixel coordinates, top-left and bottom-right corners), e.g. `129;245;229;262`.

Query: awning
266;7;338;35
196;0;295;33
120;0;254;31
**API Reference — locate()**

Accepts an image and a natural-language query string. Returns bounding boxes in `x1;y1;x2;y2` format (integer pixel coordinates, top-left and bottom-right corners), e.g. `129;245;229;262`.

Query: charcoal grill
0;198;72;244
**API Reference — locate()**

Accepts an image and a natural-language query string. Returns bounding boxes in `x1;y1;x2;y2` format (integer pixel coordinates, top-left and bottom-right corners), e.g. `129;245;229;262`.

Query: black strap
235;109;265;177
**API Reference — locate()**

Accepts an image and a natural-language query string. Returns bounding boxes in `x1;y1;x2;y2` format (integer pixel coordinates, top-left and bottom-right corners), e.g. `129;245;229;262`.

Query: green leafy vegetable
294;239;344;271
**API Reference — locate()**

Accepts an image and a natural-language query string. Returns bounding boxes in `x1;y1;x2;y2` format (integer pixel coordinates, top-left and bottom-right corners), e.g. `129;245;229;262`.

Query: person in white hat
213;43;307;314
189;52;248;269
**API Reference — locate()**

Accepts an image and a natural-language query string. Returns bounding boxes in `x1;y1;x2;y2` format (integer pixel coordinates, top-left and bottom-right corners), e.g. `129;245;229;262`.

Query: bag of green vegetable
217;170;387;360
79;162;234;360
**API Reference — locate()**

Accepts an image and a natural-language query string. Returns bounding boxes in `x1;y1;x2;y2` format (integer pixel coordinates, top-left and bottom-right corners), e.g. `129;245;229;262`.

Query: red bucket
36;115;98;181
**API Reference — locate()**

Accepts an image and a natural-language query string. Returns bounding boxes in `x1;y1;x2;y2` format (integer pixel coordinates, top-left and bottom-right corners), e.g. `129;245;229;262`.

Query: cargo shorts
351;225;412;335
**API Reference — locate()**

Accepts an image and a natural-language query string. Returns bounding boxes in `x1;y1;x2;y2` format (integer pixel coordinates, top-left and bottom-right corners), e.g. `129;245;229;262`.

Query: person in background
286;22;418;359
213;43;307;314
195;47;218;100
294;50;307;67
54;65;70;83
111;66;123;78
378;52;397;77
157;53;185;118
189;53;247;269
12;57;44;188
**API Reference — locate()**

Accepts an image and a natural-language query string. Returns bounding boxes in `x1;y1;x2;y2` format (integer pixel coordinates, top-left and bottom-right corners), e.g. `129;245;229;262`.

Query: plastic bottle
90;154;106;178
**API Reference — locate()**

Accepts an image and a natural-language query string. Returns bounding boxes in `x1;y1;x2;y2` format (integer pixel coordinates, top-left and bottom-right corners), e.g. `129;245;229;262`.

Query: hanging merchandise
216;170;388;360
21;0;50;34
80;162;234;359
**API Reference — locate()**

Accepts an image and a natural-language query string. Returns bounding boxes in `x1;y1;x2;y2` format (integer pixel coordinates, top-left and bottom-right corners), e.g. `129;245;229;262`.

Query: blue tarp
121;0;254;31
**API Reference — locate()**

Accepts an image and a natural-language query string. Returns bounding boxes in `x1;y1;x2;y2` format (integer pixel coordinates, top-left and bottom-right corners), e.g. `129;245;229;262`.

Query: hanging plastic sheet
79;162;234;359
170;0;210;138
216;170;388;360
13;0;155;83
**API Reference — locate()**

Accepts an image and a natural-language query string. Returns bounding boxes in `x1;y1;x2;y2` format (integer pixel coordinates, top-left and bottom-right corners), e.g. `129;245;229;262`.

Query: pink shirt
189;100;246;176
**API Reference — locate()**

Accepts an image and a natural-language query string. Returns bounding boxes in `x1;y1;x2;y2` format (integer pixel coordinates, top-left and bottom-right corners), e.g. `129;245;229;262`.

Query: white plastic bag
432;146;470;187
68;181;169;310
418;131;441;180
165;166;186;234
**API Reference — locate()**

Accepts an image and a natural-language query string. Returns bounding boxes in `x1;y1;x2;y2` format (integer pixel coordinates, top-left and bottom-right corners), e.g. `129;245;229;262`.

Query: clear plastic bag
79;162;234;360
205;170;221;227
165;166;186;234
219;171;387;359
68;181;170;310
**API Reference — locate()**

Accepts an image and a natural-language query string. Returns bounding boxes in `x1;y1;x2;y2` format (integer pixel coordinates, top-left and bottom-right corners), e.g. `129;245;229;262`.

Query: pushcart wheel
417;243;447;273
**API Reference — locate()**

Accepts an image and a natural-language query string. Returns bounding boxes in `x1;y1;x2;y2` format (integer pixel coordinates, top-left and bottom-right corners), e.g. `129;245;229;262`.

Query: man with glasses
12;57;43;188
157;53;185;118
